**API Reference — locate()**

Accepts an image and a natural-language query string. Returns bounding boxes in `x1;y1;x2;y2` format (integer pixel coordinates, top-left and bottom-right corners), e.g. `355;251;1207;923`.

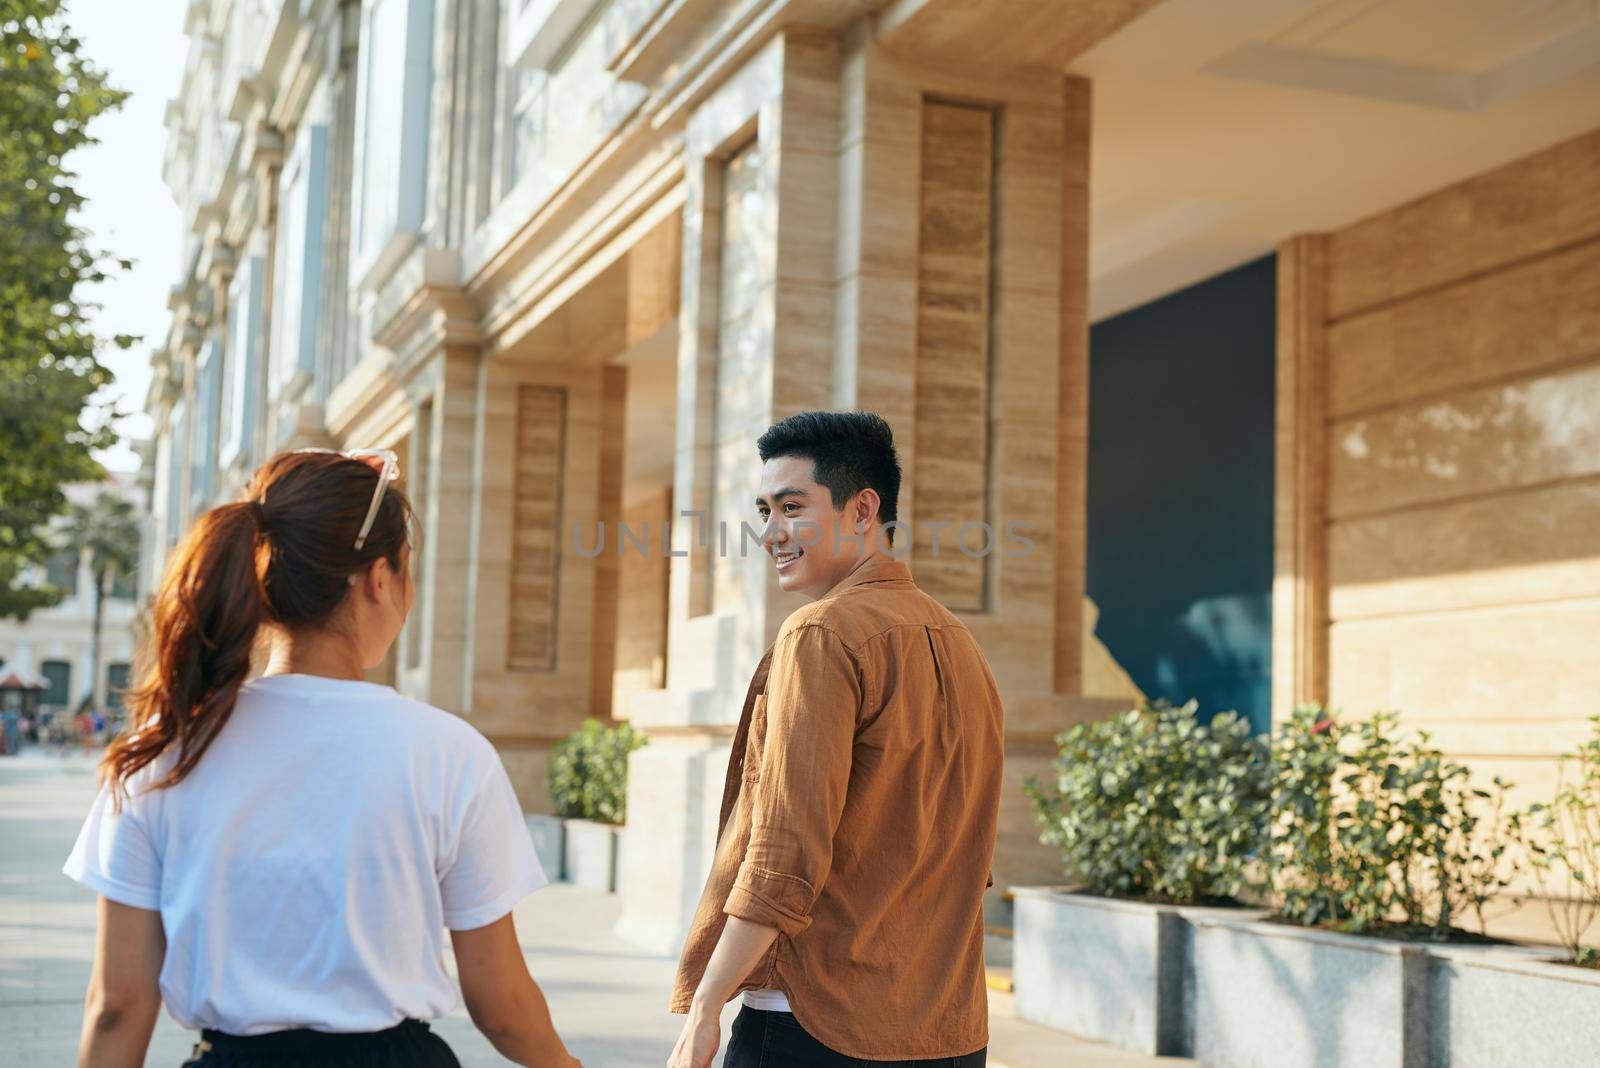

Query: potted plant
548;718;646;893
1015;701;1272;1055
1189;706;1516;1068
1417;715;1600;1067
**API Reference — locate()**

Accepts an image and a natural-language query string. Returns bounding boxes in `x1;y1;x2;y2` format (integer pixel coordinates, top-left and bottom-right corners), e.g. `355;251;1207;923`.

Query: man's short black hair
757;410;901;527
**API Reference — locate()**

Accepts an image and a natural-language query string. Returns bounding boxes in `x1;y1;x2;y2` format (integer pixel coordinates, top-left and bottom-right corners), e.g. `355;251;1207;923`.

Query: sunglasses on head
292;448;400;551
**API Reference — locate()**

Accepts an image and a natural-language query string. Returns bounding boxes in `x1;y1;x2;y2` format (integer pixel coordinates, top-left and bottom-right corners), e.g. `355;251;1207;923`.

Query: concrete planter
563;818;620;892
1424;944;1600;1067
1011;887;1266;1056
1190;916;1428;1068
524;814;565;882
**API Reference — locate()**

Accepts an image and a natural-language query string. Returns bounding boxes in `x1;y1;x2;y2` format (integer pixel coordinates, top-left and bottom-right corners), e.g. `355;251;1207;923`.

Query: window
350;0;434;288
191;339;221;511
506;0;606;72
45;550;78;596
503;0;643;193
167;400;188;544
106;662;131;711
41;660;71;708
110;566;136;601
221;253;265;469
271;125;328;407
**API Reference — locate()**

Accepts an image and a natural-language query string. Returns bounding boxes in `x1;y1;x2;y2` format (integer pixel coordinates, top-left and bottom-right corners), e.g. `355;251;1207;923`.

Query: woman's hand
451;912;578;1068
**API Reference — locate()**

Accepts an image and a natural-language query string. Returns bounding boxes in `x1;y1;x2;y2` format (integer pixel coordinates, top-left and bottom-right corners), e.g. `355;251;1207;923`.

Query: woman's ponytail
101;449;412;804
103;501;267;803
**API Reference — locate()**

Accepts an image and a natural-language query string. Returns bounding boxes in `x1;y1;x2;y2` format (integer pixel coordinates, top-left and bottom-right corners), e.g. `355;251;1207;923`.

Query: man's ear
853;488;881;533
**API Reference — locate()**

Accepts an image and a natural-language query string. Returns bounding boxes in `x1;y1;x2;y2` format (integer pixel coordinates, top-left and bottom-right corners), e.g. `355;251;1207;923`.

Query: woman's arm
451;912;580;1068
78;897;164;1068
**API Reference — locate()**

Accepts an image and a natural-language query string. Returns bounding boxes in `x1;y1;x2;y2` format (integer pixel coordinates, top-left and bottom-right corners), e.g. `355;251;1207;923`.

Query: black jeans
182;1018;460;1067
724;1007;987;1068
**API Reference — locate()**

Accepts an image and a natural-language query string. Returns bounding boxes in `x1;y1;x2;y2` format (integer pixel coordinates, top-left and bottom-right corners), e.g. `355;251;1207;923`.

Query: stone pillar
620;25;1117;951
831;31;1116;901
462;352;621;807
318;0;363;391
617;32;839;952
1272;236;1330;720
400;345;479;713
245;119;284;474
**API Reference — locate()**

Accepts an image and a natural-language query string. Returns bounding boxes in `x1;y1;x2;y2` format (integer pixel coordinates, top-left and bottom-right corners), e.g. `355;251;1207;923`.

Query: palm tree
60;490;141;712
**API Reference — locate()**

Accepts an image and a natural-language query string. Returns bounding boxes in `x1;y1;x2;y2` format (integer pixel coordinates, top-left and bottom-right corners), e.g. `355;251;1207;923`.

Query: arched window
41;661;72;708
106;662;132;710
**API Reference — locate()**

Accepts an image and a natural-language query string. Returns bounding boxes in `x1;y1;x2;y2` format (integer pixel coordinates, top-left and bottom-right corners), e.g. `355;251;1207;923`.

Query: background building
0;475;144;726
144;0;1600;948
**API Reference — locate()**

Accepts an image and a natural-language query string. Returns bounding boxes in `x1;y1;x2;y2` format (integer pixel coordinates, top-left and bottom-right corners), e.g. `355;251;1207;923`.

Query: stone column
617;32;839;952
831;31;1117;901
245;119;284;472
1272;235;1330;720
458;353;622;803
399;344;479;713
318;0;363;391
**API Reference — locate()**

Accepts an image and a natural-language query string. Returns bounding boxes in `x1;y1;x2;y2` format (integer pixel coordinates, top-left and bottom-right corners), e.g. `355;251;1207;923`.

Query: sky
67;0;189;475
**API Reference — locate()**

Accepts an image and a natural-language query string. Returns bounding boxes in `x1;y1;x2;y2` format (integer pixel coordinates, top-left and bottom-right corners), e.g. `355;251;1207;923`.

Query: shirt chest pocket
743;695;768;784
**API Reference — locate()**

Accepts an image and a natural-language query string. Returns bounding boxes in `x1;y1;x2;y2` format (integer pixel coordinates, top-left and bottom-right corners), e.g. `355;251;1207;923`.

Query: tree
0;0;130;621
60;489;140;711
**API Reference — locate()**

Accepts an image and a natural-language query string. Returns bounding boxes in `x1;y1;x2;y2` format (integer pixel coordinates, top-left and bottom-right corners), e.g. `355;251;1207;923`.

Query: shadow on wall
1086;255;1276;733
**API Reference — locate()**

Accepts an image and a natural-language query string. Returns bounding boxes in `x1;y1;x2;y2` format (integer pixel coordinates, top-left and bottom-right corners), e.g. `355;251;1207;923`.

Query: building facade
0;476;144;722
146;0;1600;949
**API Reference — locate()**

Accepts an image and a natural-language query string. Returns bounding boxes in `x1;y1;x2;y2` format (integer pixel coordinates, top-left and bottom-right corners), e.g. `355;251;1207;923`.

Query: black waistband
200;1018;430;1054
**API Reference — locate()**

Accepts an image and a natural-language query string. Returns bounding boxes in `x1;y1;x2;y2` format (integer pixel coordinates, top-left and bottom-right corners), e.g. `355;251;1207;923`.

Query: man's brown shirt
670;554;1005;1060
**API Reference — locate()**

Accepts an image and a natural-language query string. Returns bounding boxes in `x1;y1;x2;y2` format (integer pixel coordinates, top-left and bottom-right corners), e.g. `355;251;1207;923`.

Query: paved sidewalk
1;749;1186;1068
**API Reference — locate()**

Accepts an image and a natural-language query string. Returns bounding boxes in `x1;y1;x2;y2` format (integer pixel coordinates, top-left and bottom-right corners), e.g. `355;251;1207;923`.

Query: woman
63;450;581;1068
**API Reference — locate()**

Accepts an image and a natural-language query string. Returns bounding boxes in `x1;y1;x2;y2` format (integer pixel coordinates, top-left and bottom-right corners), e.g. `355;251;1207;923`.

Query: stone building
0;476;144;721
145;0;1600;949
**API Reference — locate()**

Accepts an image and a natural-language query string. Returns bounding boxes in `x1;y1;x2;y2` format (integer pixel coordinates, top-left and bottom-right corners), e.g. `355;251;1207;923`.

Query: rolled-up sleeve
725;623;861;936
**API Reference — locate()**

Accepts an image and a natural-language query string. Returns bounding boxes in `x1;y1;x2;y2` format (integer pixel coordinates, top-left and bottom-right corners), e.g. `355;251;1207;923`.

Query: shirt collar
821;551;914;599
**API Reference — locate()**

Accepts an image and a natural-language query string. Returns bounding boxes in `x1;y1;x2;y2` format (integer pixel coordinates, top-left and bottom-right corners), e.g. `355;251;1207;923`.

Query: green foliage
62;489;140;601
548;719;647;825
0;1;130;620
1271;706;1514;938
1025;701;1272;903
1513;715;1600;965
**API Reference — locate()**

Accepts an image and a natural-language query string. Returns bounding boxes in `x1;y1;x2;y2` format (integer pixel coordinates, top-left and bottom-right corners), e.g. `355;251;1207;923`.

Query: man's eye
784;503;800;513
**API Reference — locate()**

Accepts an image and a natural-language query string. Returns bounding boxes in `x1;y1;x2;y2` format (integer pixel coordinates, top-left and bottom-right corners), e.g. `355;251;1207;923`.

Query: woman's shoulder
385;695;500;765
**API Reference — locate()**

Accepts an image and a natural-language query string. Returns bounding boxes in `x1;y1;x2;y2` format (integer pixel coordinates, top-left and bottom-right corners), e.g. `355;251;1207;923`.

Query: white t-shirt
744;989;792;1012
63;674;546;1036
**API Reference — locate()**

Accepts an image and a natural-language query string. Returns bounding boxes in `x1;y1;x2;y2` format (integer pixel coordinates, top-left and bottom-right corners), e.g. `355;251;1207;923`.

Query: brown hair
103;450;414;801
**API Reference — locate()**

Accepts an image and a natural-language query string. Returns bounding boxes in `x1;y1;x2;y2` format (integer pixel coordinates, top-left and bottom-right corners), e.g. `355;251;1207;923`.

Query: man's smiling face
756;455;865;601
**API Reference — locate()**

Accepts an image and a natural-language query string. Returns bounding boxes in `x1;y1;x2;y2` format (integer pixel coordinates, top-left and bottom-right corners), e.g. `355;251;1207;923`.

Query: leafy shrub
548;719;647;825
1271;706;1513;938
1025;701;1272;903
1513;715;1600;966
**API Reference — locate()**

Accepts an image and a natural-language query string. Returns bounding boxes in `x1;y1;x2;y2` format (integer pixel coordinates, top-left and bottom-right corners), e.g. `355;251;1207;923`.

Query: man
667;411;1004;1067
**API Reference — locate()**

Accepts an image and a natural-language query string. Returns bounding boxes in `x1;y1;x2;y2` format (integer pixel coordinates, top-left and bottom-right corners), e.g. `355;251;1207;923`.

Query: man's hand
667;1001;721;1068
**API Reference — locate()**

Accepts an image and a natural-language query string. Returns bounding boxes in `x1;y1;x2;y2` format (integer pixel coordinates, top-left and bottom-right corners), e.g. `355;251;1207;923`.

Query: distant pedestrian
64;450;581;1068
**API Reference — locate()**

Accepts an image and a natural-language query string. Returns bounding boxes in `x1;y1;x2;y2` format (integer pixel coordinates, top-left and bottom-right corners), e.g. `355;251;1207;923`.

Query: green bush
1025;701;1272;904
1513;715;1600;966
1271;706;1513;938
548;719;647;825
